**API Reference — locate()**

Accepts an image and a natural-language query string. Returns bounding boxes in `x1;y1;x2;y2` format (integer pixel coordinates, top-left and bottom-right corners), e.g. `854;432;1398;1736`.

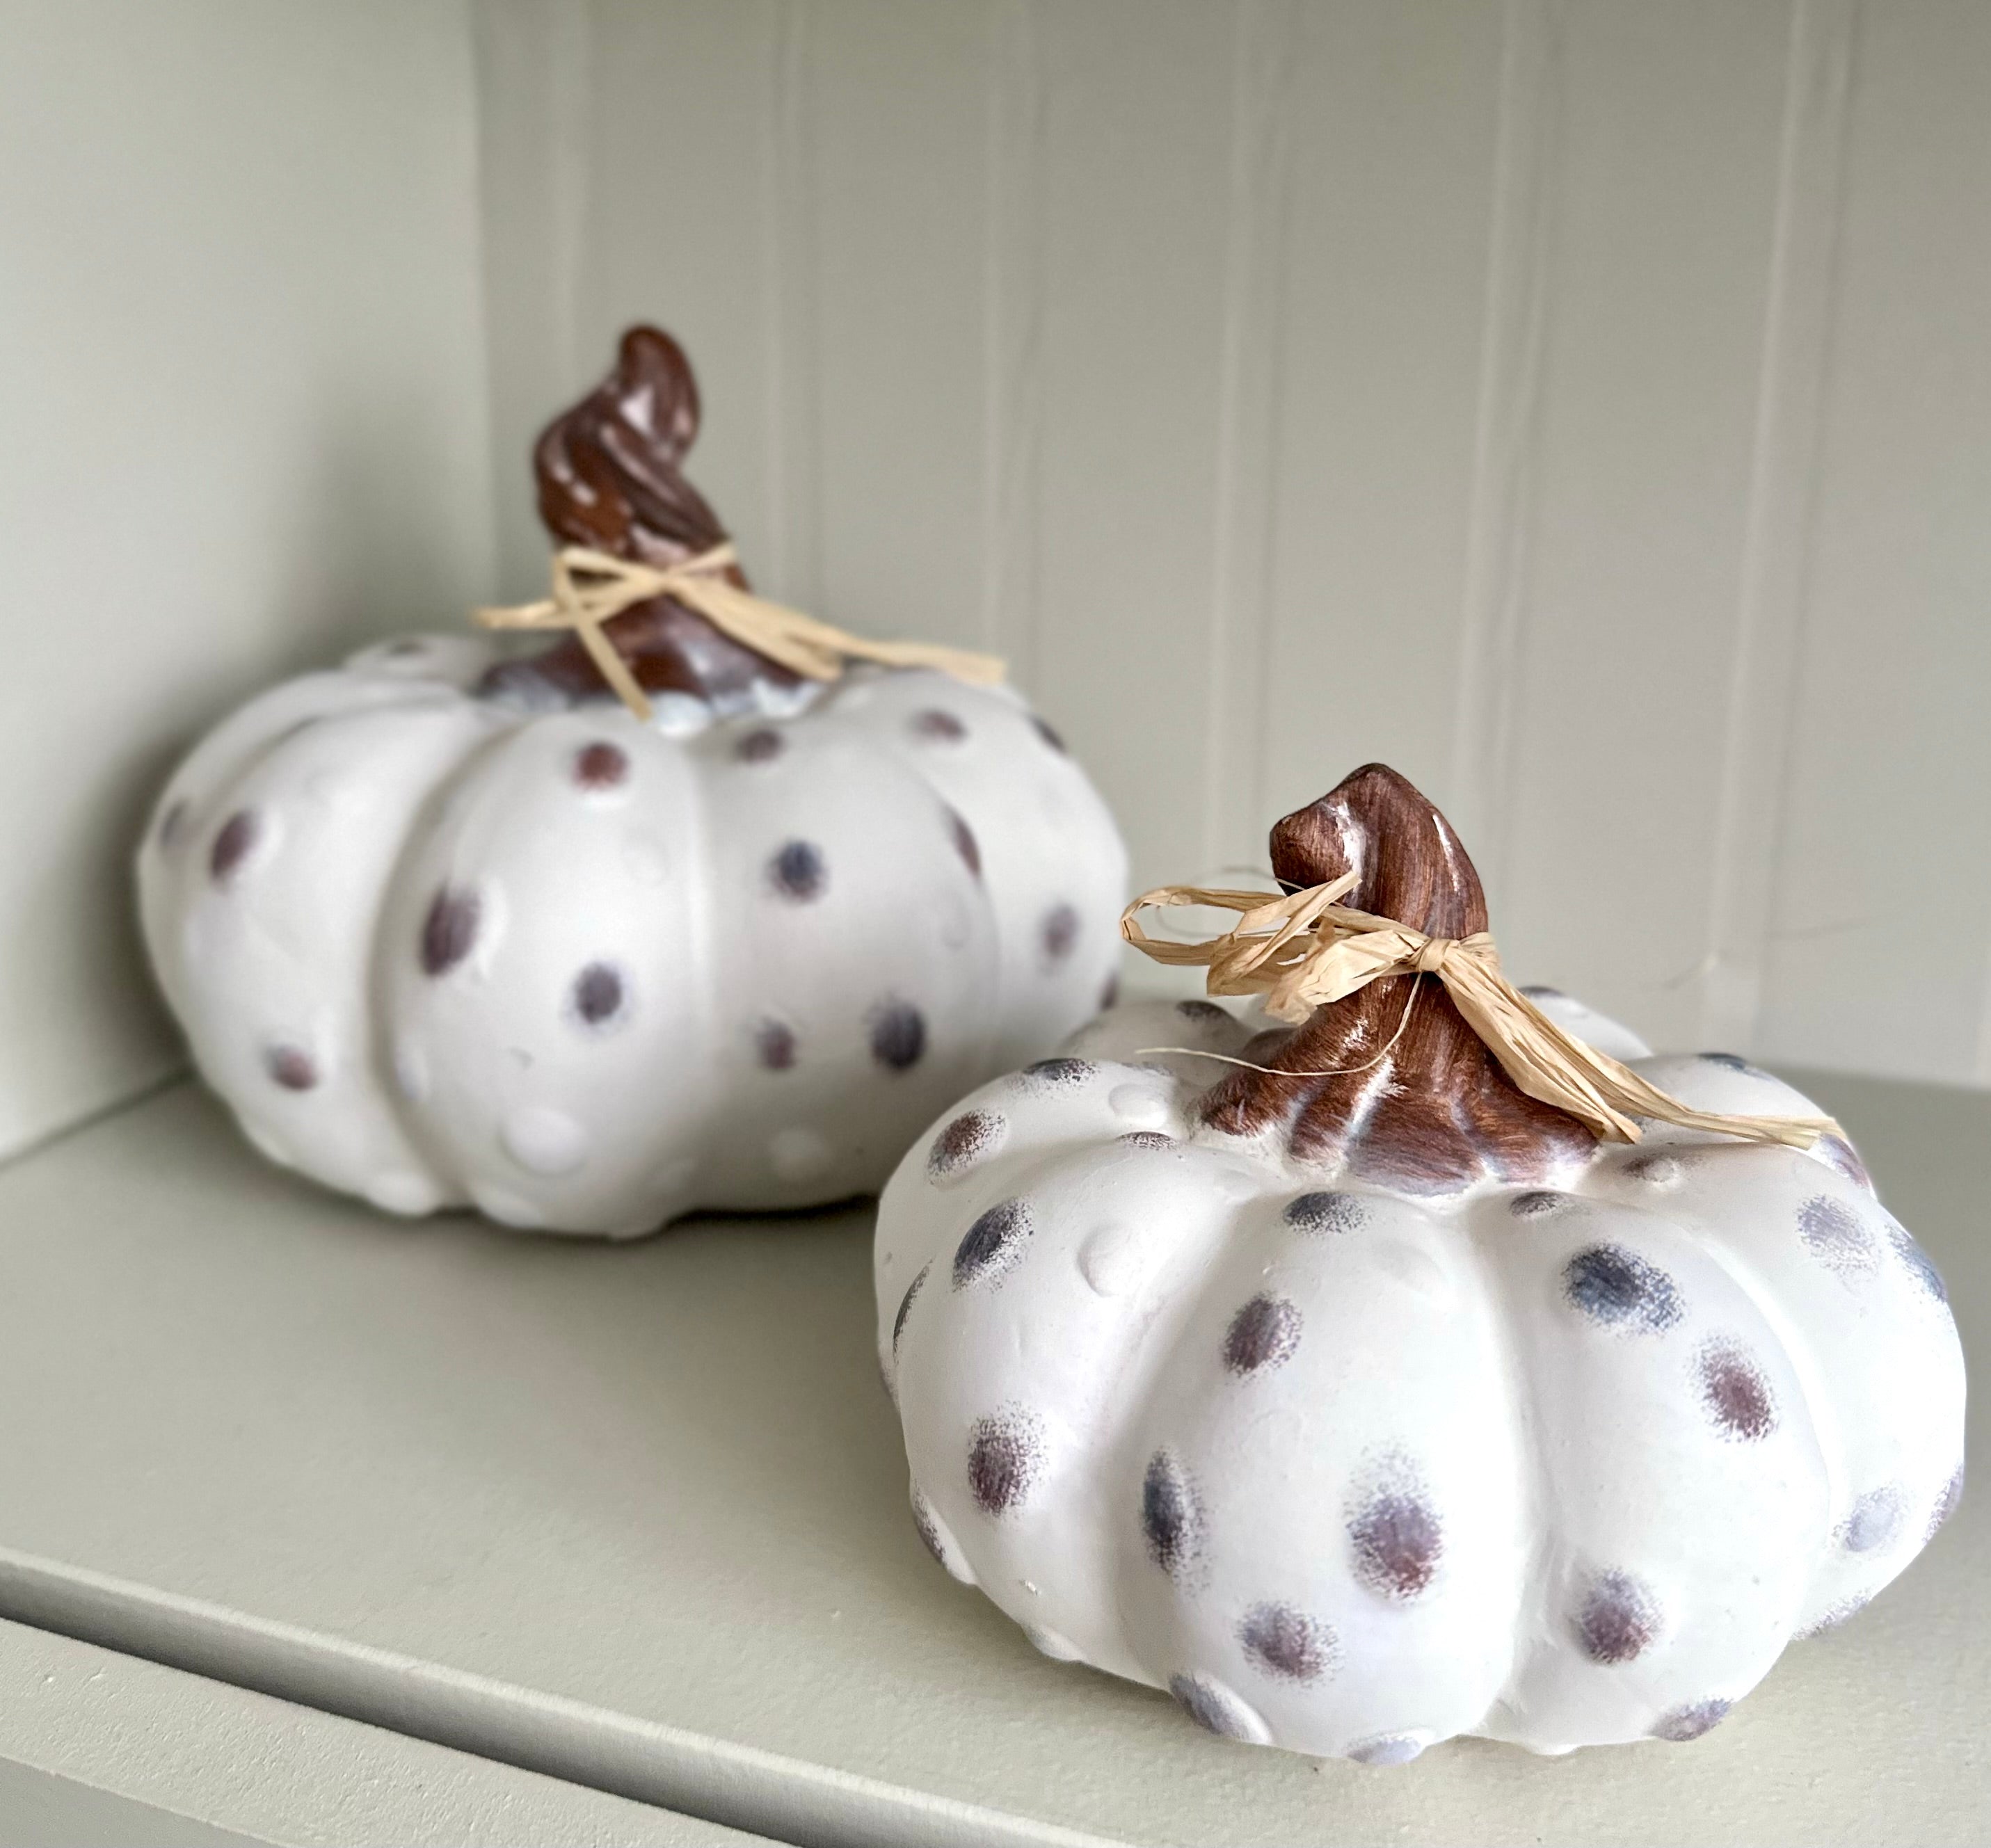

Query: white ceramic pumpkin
138;328;1126;1236
876;765;1964;1760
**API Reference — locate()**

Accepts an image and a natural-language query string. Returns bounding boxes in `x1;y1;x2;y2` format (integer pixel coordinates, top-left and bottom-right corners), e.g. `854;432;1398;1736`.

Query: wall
471;0;1991;1087
0;1;497;1157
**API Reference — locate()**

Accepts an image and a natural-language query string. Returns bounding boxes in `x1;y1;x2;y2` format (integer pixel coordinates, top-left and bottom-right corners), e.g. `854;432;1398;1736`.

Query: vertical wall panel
1759;0;1991;1083
1257;1;1506;863
1478;1;1793;1041
472;0;1991;1085
808;6;991;651
1030;1;1236;887
0;0;495;1159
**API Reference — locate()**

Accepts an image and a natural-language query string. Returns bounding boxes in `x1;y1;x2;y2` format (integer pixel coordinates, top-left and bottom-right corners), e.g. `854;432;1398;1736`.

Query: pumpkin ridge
1199;764;1595;1188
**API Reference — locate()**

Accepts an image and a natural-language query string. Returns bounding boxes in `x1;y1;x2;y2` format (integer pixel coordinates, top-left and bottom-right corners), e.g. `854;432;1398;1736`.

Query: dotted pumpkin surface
138;636;1125;1236
876;997;1966;1761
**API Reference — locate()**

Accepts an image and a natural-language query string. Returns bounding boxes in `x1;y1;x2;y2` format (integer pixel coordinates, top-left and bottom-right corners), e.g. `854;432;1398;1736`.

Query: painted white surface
137;640;1124;1234
468;0;1991;1088
0;0;497;1160
877;1002;1963;1758
0;1614;766;1845
0;1073;1978;1845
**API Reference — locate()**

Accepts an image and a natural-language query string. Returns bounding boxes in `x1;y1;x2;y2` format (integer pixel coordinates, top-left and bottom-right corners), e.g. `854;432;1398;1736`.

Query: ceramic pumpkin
877;764;1963;1760
138;327;1126;1236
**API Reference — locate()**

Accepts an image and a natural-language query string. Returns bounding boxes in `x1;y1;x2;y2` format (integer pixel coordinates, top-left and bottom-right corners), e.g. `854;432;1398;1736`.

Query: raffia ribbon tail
475;542;1005;720
1119;883;1841;1152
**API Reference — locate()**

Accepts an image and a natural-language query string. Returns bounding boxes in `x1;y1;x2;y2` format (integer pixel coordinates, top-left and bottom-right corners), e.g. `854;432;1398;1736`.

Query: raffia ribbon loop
1121;881;1840;1151
477;543;1005;721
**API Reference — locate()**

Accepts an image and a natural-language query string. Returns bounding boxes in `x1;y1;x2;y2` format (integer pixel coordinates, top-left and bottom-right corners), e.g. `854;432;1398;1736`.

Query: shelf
0;1072;1982;1846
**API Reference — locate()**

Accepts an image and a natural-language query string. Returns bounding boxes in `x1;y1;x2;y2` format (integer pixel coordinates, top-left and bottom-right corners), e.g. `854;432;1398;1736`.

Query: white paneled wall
473;0;1991;1087
0;1;495;1160
6;1;1988;1160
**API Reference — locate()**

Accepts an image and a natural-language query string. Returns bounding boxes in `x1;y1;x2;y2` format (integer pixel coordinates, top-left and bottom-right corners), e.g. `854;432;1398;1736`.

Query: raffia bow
476;542;1005;721
1121;876;1839;1150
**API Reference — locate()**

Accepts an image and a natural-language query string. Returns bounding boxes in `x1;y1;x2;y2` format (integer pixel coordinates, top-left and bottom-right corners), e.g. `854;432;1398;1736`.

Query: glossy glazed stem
1199;764;1595;1189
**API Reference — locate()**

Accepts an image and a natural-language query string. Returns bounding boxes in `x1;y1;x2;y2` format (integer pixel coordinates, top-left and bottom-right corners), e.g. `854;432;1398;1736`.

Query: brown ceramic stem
1199;764;1595;1190
481;326;802;706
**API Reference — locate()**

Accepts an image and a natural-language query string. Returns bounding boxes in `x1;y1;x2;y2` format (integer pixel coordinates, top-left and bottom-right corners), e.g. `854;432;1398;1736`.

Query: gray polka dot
1798;1194;1877;1280
1238;1603;1336;1683
1346;1733;1425;1767
1284;1191;1364;1235
954;1198;1032;1287
769;839;826;901
968;1408;1043;1516
209;810;259;883
1142;1450;1202;1577
569;961;627;1029
1040;902;1081;966
419;886;480;976
1887;1219;1947;1303
735;728;784;763
755;1018;797;1070
1222;1295;1302;1374
1576;1570;1661;1663
869;999;927;1070
1837;1485;1904;1554
893;1261;929;1354
1167;1673;1255;1740
1021;1057;1094;1088
264;1045;318;1091
1563;1244;1684;1333
1652;1698;1729;1742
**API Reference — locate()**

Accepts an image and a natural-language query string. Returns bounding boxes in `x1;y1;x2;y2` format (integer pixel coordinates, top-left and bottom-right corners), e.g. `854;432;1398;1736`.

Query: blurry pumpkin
140;328;1126;1235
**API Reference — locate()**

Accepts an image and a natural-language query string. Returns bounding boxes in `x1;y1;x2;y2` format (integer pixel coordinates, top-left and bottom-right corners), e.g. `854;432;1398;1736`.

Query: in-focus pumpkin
139;328;1126;1235
877;764;1963;1760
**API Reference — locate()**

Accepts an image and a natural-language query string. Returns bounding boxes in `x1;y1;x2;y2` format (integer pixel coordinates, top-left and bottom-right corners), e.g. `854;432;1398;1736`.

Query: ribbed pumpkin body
140;638;1124;1235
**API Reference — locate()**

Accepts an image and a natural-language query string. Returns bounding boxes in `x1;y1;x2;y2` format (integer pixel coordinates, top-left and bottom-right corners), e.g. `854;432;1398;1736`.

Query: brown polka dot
929;1110;1005;1179
569;961;627;1028
1285;1191;1364;1235
1021;1057;1093;1088
1697;1341;1777;1442
1222;1295;1302;1374
945;808;982;878
755;1019;797;1070
156;799;188;849
264;1045;318;1091
911;708;967;741
954;1198;1031;1287
1142;1450;1202;1576
1348;1477;1443;1601
893;1262;930;1353
967;1409;1042;1516
1032;715;1067;753
1238;1603;1336;1683
209;810;259;883
1652;1698;1729;1742
735;728;785;762
1837;1486;1904;1554
769;840;826;901
869;999;926;1070
1564;1244;1684;1333
573;741;628;789
1040;902;1080;967
1798;1194;1877;1280
1576;1570;1661;1663
419;885;480;975
1168;1674;1254;1739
